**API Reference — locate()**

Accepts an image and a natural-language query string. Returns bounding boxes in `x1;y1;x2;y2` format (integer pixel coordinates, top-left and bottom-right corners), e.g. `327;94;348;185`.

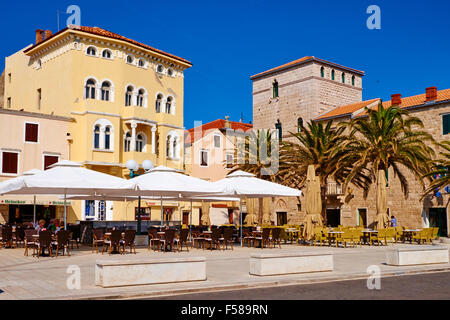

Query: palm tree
228;129;279;224
422;141;450;198
229;129;279;181
277;121;368;223
338;103;435;198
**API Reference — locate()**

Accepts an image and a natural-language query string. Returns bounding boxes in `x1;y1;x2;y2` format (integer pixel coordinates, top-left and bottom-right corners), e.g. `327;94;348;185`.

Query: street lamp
126;159;154;234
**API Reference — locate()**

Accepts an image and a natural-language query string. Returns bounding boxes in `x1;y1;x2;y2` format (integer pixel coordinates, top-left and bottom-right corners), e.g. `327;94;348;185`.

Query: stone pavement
0;242;449;300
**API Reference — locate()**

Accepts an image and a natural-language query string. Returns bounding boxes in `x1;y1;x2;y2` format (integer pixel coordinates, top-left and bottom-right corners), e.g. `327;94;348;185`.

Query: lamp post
126;159;154;235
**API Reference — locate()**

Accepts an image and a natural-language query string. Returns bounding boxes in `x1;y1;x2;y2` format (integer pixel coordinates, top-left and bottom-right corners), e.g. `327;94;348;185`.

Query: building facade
2;25;192;223
251;56;449;236
251;56;364;140
314;87;450;236
183;117;253;226
0;108;71;224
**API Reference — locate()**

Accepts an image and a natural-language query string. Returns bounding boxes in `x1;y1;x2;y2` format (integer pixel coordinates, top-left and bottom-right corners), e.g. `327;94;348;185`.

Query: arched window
93;125;100;149
136;134;145;152
157;64;164;73
320;66;325;78
124;132;131;152
166;96;173;114
156;94;163;113
342;73;345;84
272;80;279;98
85;79;96;99
166;136;171;157
352;75;355;86
138;59;145;67
331;70;335;81
102;49;112;59
101;81;111;101
167;68;174;77
104;126;111;150
126;55;134;64
87;46;97;56
297;117;303;133
172;137;179;159
137;89;145;107
125;86;134;106
275;120;282;141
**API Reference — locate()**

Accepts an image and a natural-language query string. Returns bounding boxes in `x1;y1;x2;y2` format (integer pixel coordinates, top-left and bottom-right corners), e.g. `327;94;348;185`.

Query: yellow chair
338;230;355;248
394;226;404;243
313;227;327;246
431;227;439;240
371;229;387;246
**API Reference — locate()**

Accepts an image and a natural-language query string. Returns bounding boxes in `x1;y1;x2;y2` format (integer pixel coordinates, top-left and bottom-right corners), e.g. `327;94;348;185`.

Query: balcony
326;182;344;196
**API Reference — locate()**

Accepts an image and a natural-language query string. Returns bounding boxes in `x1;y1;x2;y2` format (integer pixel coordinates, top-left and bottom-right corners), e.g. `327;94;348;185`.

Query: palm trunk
321;185;327;226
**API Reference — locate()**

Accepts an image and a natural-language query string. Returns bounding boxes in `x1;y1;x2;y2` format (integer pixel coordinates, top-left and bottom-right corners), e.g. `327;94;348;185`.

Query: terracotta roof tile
24;26;192;66
250;56;364;80
314;88;450;121
185;119;253;144
315;99;380;120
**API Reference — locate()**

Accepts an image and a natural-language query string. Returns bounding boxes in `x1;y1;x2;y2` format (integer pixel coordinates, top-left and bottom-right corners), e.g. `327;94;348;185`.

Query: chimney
391;93;402;106
425;86;438;102
35;29;44;44
44;30;53;40
224;116;231;128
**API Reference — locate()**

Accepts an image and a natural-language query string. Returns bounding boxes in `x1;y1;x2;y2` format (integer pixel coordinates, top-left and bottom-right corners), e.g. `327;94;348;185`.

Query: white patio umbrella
1;169;42;224
113;166;229;226
212;170;302;245
0;160;127;228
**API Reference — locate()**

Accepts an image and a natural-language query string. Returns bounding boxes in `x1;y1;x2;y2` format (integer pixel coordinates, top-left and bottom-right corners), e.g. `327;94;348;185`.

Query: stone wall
252;61;362;141
0;70;4;108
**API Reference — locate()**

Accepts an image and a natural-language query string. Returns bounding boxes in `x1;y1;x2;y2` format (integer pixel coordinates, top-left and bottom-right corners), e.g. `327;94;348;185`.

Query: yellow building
2;25;192;224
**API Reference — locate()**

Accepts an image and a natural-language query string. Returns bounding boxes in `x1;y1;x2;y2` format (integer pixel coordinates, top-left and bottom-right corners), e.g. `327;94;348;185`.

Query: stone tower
251;56;364;138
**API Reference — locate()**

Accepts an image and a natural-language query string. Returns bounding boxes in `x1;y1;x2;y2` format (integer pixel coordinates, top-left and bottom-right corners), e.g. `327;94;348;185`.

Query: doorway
326;209;341;227
182;211;190;225
358;208;367;228
276;212;287;226
429;208;448;237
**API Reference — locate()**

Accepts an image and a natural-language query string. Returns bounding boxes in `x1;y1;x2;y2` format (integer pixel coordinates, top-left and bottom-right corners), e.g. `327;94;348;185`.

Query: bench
249;251;333;276
95;257;206;287
386;245;449;266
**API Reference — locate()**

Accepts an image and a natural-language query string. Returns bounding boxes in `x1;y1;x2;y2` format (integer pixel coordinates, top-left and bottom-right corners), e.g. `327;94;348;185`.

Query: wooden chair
203;228;222;250
159;229;176;252
174;229;189;252
121;230;136;254
14;226;25;248
270;228;282;248
242;229;255;247
92;228;104;253
103;230;122;255
53;230;70;257
68;232;80;250
254;228;270;249
36;230;53;258
1;226;13;248
222;227;234;250
192;229;204;249
147;228;160;251
24;229;37;256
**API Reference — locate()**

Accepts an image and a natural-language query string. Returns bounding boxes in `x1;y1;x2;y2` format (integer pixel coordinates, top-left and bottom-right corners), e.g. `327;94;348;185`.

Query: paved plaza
0;241;449;300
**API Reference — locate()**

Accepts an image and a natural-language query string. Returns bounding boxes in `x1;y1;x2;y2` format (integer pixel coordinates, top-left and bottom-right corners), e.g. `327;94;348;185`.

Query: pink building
0;108;71;223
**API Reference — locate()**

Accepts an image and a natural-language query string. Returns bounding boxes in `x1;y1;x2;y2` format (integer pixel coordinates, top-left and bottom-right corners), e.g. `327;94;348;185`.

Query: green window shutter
273;81;279;98
331;70;335;80
443;114;450;135
321;67;324;78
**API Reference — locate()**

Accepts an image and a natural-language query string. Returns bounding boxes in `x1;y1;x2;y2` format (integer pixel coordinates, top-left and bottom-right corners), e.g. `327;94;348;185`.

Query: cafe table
361;229;378;245
327;231;344;247
285;228;299;243
403;229;421;243
103;232;125;254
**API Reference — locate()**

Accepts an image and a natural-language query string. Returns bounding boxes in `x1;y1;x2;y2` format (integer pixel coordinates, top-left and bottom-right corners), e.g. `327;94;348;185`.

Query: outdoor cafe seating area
0;221;443;258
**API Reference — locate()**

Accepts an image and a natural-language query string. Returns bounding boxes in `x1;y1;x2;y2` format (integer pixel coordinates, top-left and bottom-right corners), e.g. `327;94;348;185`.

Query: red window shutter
2;152;18;174
44;156;59;170
25;123;38;142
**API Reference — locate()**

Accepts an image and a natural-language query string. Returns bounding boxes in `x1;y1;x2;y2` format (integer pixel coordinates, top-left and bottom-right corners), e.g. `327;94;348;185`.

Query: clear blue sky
1;0;449;129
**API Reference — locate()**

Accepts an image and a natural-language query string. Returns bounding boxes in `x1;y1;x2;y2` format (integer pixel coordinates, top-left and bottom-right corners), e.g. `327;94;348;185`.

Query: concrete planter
386;245;449;266
95;257;206;287
250;251;333;276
